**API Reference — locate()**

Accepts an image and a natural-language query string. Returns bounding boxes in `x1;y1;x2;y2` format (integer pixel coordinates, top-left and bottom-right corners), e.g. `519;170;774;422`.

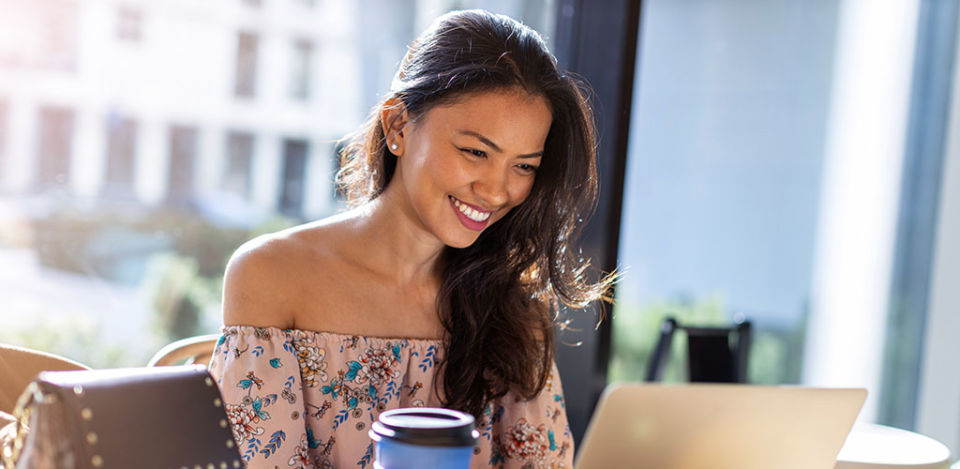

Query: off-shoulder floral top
208;326;574;469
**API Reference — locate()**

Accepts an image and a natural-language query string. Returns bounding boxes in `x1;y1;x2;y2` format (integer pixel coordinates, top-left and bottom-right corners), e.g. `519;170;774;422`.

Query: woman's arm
209;328;310;468
213;238;313;468
481;359;575;468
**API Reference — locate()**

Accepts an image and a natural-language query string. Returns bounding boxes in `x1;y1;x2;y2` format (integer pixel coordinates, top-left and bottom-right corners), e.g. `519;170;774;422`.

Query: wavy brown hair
337;9;615;419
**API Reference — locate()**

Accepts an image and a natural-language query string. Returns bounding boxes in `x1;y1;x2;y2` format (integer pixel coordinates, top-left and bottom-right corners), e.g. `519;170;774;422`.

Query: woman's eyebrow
456;129;543;158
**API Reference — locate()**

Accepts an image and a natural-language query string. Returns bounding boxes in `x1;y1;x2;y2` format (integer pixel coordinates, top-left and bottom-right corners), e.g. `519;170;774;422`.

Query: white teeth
451;196;491;222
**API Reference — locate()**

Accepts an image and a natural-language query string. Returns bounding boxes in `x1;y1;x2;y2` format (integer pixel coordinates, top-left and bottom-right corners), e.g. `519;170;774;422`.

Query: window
290;39;314;101
608;0;951;438
0;0;558;379
224;131;254;198
877;0;959;432
102;114;138;198
35;106;74;190
167;125;197;204
116;6;142;42
610;0;841;384
279;138;308;218
0;2;78;71
234;32;259;98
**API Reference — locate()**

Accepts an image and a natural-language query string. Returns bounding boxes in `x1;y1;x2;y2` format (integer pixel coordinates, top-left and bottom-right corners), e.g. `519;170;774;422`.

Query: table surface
835;423;952;469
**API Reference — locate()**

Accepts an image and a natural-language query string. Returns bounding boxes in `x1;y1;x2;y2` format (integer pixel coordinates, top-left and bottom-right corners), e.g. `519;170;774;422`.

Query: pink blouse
208;326;574;469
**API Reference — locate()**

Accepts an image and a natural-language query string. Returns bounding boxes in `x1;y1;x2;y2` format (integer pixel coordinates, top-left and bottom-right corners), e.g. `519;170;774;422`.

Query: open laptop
575;384;866;469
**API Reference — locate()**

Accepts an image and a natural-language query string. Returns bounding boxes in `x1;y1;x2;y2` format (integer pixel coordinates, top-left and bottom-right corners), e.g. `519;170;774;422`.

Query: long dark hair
337;9;614;419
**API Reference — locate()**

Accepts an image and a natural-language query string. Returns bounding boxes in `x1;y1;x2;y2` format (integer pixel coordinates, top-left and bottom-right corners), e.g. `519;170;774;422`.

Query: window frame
552;0;642;445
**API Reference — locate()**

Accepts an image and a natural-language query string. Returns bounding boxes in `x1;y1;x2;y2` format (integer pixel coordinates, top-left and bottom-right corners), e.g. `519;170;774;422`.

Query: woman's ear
381;98;409;156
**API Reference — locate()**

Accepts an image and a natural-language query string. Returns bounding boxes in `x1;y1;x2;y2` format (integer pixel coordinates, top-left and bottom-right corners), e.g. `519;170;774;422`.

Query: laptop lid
575;383;866;469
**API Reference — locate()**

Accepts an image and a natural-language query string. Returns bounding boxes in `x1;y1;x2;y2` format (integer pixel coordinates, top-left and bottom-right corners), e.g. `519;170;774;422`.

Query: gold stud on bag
0;366;240;469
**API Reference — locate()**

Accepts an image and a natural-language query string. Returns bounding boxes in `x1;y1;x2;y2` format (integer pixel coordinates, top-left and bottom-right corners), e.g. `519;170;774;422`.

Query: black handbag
1;365;241;469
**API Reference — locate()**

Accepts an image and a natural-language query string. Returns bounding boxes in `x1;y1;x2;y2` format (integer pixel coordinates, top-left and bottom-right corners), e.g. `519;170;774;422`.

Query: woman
210;9;614;468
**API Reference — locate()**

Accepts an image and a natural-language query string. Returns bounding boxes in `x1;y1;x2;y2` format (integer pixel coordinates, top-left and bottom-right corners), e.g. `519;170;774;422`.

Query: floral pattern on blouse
209;326;573;469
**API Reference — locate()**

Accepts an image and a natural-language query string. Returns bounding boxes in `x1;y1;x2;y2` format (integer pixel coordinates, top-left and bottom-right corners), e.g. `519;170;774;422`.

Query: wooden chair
0;344;90;414
147;334;221;367
645;316;752;383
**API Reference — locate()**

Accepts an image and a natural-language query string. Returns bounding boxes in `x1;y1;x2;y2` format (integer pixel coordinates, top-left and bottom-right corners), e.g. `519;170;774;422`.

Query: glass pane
103;114;137;197
224;131;254;198
612;0;936;431
35;106;75;190
611;0;841;385
116;6;142;42
279;138;308;218
290;39;313;101
234;32;259;98
167;125;197;204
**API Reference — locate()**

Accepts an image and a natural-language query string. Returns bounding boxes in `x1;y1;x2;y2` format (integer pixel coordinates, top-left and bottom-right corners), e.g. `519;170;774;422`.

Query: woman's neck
345;190;446;287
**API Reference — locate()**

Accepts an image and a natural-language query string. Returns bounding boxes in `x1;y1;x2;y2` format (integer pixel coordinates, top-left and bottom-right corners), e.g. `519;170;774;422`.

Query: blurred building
0;0;371;221
0;0;553;367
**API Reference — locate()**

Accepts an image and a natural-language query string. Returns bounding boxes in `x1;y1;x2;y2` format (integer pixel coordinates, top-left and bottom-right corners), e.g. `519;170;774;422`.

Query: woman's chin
443;238;479;249
440;231;483;249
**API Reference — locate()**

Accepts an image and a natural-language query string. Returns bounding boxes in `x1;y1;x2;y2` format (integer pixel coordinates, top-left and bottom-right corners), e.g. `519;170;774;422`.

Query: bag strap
1;382;40;468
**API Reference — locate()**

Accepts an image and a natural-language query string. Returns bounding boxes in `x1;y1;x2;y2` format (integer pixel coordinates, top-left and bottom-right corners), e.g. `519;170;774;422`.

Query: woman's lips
449;195;492;231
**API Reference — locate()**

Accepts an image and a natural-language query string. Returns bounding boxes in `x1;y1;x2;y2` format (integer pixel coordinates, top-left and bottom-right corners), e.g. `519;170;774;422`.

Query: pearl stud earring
390;143;398;151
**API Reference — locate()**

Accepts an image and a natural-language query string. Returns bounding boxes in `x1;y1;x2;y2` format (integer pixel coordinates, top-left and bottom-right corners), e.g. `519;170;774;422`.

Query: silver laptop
575;383;866;469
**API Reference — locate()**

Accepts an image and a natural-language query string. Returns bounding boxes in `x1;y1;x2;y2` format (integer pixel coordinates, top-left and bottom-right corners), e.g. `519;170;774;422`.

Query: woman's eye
461;148;487;158
517;163;539;173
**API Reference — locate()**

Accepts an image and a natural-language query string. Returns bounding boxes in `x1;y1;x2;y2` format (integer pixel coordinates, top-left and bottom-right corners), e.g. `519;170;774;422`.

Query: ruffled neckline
221;324;444;346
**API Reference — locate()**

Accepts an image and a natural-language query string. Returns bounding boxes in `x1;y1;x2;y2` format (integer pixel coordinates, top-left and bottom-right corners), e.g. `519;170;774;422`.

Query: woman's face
390;88;552;249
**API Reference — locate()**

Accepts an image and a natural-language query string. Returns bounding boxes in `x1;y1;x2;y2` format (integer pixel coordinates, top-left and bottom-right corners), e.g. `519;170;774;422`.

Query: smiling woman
381;89;551;247
211;9;615;468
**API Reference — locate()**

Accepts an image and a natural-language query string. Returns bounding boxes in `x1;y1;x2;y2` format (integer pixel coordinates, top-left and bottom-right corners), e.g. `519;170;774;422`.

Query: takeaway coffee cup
368;407;479;469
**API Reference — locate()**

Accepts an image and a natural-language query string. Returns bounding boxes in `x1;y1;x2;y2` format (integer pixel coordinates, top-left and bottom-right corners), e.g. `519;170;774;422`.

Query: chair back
644;316;752;383
0;344;89;413
148;334;220;367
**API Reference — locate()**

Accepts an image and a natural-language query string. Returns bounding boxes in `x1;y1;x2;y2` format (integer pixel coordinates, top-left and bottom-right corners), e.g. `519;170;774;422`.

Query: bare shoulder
222;217;350;328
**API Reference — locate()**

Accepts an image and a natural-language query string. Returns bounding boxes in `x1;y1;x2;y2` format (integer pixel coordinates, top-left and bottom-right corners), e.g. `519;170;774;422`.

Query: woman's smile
449;195;493;231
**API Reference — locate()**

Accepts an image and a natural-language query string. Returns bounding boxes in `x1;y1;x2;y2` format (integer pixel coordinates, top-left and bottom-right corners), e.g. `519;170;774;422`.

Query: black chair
644;316;752;383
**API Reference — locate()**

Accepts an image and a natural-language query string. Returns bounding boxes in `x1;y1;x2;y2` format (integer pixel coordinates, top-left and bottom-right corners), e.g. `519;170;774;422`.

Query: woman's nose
472;167;509;208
